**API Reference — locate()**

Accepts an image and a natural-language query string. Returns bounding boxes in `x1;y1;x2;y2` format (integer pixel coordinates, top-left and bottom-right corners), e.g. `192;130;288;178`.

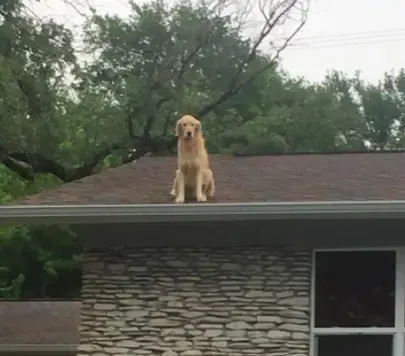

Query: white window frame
310;247;405;356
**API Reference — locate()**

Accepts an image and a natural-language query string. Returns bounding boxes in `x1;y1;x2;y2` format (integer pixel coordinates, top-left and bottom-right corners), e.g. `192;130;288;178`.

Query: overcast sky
32;0;405;84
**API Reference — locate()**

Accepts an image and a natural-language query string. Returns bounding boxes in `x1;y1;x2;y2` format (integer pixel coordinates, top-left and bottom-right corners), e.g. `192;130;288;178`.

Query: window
312;249;405;356
316;335;393;356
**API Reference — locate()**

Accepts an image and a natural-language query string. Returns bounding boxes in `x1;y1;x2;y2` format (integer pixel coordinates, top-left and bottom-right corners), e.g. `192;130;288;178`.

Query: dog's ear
175;120;182;137
195;121;202;134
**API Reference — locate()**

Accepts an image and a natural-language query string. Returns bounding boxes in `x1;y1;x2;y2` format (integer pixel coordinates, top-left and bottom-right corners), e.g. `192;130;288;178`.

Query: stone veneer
78;247;312;356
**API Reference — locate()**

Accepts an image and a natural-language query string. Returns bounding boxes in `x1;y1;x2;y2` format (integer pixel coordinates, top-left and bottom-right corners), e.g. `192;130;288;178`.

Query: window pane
317;335;393;356
315;251;395;327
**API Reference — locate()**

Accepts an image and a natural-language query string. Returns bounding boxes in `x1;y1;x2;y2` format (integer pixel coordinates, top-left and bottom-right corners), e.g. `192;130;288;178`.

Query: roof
0;301;79;345
8;152;405;205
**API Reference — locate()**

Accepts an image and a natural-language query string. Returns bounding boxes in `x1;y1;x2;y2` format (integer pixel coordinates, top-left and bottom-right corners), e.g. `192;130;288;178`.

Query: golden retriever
170;115;215;203
170;168;215;201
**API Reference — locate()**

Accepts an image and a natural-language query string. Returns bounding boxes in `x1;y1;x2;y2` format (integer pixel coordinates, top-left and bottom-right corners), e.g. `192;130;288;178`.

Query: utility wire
282;28;405;50
292;33;405;46
289;36;405;50
292;28;405;43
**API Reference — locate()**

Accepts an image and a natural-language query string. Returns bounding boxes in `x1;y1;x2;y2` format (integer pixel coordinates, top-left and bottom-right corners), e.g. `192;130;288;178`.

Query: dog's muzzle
186;131;192;138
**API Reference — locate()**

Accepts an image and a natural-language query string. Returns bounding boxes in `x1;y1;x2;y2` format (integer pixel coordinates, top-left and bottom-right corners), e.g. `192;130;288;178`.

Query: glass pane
317;335;393;356
315;250;395;327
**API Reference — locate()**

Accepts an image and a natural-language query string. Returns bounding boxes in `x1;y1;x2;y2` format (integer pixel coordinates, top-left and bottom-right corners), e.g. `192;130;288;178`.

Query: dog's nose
186;131;192;137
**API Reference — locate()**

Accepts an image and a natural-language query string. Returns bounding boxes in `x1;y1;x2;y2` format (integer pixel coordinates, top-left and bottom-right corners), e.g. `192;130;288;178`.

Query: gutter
2;200;405;225
0;344;75;354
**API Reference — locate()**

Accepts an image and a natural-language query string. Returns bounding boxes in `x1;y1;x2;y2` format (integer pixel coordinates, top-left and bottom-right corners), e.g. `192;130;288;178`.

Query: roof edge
2;201;405;224
0;344;76;353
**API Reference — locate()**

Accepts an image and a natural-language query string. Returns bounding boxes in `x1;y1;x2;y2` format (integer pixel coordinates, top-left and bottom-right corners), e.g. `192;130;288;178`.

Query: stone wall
78;247;312;356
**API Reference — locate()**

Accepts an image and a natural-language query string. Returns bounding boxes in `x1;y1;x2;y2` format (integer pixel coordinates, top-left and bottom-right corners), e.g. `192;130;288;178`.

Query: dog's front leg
203;169;215;198
207;176;215;198
175;171;185;203
170;170;179;197
196;170;206;202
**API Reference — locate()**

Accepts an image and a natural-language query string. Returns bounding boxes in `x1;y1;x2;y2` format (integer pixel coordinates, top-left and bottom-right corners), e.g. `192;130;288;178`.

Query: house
0;300;79;355
2;151;405;356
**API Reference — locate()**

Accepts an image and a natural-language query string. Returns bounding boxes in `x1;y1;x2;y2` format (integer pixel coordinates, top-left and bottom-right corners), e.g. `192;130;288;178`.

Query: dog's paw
197;194;207;202
175;196;185;203
170;189;176;197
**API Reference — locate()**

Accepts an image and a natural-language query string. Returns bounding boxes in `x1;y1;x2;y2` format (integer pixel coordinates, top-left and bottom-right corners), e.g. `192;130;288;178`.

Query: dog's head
175;115;201;140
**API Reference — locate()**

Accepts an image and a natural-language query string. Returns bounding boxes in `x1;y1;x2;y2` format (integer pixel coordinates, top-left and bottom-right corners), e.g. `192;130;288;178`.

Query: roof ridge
232;149;405;157
134;150;405;161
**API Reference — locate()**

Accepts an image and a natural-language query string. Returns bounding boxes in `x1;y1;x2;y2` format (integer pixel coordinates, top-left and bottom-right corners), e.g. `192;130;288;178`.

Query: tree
224;69;405;155
0;165;82;298
1;0;309;182
0;0;75;176
353;70;405;150
0;224;82;299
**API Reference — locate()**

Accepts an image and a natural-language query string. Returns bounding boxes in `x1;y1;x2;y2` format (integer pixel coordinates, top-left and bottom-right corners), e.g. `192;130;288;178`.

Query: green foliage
0;0;405;298
0;224;82;299
0;166;81;298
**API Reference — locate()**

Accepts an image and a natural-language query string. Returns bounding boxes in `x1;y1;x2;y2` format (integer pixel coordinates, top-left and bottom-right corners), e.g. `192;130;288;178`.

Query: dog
171;114;215;203
170;168;215;201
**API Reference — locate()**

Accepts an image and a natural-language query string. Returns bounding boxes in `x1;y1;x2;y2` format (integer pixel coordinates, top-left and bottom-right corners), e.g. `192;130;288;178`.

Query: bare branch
62;0;89;18
198;0;309;117
176;34;209;81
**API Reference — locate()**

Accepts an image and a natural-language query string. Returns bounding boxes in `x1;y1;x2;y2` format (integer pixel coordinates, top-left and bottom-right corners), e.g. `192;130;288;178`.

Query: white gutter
0;344;75;353
1;200;405;225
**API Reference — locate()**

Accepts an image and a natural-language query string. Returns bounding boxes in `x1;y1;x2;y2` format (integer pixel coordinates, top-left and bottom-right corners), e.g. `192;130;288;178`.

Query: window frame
310;247;405;356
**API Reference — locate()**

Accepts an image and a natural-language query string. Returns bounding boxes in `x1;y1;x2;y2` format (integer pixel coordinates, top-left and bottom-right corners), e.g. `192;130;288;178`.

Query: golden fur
170;115;215;203
170;168;215;200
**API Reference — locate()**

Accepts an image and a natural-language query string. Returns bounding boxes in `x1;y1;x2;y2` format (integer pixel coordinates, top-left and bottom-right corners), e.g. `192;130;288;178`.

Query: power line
291;31;405;47
289;36;405;50
293;28;405;43
272;28;405;50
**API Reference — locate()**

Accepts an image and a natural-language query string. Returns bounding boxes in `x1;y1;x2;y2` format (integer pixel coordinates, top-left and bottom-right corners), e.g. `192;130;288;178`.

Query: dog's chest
179;154;200;169
183;166;198;186
181;164;198;175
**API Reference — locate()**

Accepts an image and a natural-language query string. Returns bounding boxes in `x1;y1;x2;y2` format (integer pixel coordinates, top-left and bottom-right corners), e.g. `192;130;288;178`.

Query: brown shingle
9;152;405;205
0;301;79;344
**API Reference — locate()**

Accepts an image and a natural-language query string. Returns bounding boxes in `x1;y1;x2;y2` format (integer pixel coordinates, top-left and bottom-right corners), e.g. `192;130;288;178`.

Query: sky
31;0;405;84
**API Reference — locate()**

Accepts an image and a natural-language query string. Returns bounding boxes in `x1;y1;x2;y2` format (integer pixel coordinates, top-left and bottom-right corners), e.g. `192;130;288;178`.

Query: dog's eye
191;123;194;126
182;123;187;126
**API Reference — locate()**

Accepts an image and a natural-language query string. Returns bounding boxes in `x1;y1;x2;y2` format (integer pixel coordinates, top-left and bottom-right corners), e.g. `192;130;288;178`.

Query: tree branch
198;0;308;118
143;96;173;138
0;143;127;182
176;29;213;81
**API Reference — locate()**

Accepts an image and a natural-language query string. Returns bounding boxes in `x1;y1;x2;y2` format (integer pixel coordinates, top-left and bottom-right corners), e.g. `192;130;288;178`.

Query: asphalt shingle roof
0;301;79;345
10;152;405;205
